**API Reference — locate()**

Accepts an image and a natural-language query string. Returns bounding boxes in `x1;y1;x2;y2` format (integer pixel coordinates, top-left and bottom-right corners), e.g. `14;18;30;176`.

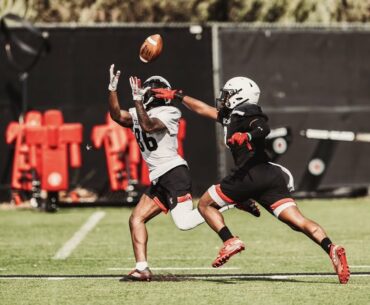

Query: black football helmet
142;76;172;110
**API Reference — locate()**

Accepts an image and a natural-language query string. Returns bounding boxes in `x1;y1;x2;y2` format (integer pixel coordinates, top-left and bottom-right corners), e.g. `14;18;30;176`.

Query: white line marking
52;211;106;260
47;277;66;280
0;268;6;271
107;267;240;271
192;274;369;280
1;273;369;280
350;265;370;268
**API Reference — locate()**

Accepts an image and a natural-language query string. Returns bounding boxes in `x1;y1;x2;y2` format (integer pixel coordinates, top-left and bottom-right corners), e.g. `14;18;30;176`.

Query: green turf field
1;198;370;305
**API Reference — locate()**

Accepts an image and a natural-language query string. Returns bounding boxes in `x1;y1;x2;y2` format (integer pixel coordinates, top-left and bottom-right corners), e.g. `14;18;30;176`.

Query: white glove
129;76;150;101
109;64;121;91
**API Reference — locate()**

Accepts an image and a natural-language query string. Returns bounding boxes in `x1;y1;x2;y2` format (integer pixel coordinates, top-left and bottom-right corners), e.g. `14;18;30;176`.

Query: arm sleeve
153;107;181;136
249;117;270;139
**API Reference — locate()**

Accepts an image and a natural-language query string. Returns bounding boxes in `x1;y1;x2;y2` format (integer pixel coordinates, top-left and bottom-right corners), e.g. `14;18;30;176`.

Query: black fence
1;24;370;196
219;26;370;188
0;26;217;196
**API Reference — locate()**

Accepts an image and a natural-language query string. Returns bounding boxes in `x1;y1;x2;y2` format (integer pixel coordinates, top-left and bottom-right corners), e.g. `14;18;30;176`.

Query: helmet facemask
142;76;171;110
220;77;260;110
216;88;243;110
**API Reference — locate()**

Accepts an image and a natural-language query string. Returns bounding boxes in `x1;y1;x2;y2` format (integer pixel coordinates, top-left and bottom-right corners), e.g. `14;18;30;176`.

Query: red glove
227;132;252;150
152;88;184;101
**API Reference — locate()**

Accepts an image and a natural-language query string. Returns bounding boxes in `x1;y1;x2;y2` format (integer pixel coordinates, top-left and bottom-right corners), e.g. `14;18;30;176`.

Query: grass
0;198;370;305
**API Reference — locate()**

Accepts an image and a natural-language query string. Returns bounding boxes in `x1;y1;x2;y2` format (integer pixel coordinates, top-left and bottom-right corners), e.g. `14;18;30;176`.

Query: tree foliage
1;0;369;23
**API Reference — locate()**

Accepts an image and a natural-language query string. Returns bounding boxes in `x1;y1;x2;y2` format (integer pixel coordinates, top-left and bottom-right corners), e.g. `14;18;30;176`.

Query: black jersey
217;103;270;175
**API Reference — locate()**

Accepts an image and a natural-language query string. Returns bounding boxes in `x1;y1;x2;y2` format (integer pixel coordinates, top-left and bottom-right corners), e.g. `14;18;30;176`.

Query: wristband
174;91;185;102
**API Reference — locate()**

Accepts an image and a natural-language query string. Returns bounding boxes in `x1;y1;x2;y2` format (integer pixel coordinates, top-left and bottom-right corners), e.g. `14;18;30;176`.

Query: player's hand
152;88;177;99
152;88;184;101
228;132;253;150
109;64;121;91
129;76;150;101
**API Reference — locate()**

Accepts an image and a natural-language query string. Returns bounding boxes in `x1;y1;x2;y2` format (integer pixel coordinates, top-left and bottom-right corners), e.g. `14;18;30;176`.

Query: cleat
329;244;350;284
212;237;245;268
235;199;261;217
122;267;153;282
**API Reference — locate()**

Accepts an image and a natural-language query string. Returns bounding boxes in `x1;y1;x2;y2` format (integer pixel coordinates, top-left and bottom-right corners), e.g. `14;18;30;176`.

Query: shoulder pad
231;104;267;120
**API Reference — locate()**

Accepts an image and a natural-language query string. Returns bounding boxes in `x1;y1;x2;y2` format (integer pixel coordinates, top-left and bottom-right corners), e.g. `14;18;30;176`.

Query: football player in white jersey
107;65;259;281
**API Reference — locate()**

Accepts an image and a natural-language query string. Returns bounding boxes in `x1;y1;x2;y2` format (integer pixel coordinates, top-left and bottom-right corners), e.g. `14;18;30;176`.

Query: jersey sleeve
152;107;181;136
231;104;268;121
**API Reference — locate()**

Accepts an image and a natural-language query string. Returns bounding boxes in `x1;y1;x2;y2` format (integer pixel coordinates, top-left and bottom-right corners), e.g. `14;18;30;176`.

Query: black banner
219;27;370;188
2;25;370;195
0;26;217;195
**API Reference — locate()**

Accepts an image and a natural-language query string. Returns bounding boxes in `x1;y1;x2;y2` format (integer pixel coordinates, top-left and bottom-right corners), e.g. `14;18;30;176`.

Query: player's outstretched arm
108;64;133;128
182;95;218;120
152;88;218;120
130;76;166;134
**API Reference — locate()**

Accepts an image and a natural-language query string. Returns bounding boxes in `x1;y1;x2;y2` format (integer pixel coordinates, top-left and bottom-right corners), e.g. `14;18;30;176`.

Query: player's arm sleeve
248;117;270;139
153;108;181;136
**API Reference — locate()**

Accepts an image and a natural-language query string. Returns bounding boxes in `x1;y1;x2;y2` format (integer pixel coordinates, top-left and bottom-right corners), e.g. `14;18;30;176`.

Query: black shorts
209;162;295;216
145;165;192;213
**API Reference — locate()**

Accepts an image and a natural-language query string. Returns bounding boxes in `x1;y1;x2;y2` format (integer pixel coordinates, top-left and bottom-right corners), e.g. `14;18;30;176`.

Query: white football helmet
142;75;172;109
217;77;260;110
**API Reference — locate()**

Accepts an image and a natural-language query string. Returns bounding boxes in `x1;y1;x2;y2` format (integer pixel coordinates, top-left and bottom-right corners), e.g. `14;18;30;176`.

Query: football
139;34;163;63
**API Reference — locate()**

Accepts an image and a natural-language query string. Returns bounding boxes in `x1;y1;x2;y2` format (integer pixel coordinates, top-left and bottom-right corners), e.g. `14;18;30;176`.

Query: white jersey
129;106;187;181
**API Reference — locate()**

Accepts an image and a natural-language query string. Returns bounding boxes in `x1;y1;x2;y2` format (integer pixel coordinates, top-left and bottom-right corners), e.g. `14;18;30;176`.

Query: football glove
108;64;121;91
228;132;253;150
129;76;150;101
151;88;185;102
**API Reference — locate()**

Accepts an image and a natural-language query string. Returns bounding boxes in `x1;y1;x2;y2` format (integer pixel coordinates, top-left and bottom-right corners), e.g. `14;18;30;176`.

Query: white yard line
0;273;369;280
52;211;106;260
350;265;370;268
192;274;370;280
107;267;240;271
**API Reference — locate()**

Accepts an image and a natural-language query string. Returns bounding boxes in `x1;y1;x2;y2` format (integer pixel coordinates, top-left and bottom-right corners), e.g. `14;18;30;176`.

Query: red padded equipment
91;113;140;191
25;110;83;191
6;111;43;191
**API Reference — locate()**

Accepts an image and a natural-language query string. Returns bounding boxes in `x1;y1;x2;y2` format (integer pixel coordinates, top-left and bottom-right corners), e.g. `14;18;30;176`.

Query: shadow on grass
2;272;366;284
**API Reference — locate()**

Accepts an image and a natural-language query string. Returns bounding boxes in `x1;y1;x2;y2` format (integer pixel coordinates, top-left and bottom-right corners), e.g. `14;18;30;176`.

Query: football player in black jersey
153;76;350;284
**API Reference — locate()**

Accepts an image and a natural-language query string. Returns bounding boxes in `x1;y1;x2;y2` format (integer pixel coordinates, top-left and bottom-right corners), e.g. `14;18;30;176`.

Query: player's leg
198;190;228;232
171;196;259;230
170;195;206;230
277;204;328;243
276;204;350;284
150;166;204;230
124;193;162;281
198;185;246;268
260;163;350;284
163;166;258;231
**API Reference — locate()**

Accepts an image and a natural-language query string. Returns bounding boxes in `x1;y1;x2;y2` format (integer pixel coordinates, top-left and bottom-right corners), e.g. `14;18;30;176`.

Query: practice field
1;198;370;305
